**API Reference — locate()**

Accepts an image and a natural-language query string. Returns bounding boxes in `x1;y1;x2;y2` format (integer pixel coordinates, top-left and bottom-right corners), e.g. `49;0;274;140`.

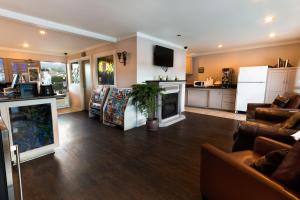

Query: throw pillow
271;95;290;108
272;140;300;191
251;149;289;176
279;112;300;129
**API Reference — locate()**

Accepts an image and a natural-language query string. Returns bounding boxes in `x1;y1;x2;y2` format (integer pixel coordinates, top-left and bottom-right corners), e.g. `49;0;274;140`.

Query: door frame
68;56;92;111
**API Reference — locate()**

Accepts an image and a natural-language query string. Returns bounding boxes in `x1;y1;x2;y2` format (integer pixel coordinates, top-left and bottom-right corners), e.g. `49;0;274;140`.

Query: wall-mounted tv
153;45;174;67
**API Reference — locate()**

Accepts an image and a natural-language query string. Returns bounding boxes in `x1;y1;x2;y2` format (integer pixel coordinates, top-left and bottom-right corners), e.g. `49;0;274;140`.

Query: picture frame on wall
28;67;40;82
198;67;205;73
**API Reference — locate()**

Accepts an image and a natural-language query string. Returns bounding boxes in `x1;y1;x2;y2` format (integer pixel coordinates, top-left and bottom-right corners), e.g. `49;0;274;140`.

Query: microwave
194;81;205;87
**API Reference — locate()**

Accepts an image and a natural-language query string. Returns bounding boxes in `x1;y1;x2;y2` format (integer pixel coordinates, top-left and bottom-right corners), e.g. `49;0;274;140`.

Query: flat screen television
153;45;174;67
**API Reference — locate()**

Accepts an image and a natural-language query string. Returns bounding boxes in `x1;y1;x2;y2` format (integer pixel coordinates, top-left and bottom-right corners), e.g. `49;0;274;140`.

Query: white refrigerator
235;66;269;112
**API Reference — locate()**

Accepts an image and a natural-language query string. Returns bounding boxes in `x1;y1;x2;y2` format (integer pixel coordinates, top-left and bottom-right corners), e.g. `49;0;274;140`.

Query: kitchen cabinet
265;67;300;103
221;89;236;111
208;89;222;109
187;88;208;107
186;55;193;75
186;88;236;111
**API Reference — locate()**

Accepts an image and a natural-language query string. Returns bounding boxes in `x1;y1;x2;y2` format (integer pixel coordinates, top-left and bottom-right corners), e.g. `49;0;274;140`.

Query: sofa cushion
255;108;294;123
285;94;300;109
272;140;300;191
279;112;300;129
251;149;289;176
271;95;290;108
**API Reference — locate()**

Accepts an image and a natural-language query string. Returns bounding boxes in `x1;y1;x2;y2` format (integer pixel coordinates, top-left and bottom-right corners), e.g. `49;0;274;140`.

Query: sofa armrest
247;103;271;120
254;137;292;155
201;144;298;200
232;121;297;152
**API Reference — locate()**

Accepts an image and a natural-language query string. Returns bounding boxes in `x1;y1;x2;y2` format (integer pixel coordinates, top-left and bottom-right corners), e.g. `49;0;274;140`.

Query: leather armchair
232;121;297;152
201;137;299;200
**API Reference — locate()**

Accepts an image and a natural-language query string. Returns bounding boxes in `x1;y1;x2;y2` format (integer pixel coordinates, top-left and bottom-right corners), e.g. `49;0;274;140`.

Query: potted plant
130;83;163;131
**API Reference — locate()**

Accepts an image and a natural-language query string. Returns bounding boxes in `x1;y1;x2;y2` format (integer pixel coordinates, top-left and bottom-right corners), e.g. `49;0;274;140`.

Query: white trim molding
0;46;65;57
136;32;184;50
191;40;300;57
0;8;117;43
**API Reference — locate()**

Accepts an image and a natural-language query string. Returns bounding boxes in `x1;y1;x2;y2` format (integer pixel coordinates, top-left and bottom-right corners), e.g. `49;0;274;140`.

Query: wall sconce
117;51;127;66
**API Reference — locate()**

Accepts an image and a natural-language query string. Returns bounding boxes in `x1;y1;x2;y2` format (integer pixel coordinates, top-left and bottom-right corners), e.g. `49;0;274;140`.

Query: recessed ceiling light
23;43;29;48
218;44;223;48
264;16;274;23
39;30;46;35
269;32;276;38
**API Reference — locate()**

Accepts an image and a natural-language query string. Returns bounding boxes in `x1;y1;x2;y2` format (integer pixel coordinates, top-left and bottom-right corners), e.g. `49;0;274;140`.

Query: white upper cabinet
285;68;300;94
265;67;300;103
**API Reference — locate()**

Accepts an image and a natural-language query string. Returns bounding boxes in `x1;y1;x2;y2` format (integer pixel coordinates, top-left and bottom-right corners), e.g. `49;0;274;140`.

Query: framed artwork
71;62;80;84
28;67;40;82
97;55;114;85
198;67;205;73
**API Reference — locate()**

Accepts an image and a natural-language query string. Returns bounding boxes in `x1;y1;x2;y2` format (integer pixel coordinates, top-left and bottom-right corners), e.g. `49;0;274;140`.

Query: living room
0;1;300;200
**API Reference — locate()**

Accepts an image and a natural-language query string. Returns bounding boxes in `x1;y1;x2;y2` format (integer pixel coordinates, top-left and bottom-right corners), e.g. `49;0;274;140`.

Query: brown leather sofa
201;137;299;200
232;94;300;152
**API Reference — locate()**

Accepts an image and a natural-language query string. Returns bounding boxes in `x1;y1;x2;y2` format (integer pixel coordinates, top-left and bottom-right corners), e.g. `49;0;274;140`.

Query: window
0;59;5;82
70;62;80;84
10;59;40;81
97;55;114;85
40;62;68;95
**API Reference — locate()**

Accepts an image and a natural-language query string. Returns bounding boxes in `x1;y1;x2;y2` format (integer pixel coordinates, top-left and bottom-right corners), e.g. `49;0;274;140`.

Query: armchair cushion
251;149;289;176
272;140;300;191
279;112;300;129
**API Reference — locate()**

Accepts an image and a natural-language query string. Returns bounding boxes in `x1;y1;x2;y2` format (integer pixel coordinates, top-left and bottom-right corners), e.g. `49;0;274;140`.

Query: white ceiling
0;17;107;55
0;0;300;55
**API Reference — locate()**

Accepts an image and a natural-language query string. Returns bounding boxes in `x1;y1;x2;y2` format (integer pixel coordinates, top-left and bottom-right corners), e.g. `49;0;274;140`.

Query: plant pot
146;118;159;131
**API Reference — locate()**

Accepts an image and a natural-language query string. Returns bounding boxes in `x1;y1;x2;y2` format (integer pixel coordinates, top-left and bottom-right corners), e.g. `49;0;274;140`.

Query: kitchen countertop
186;85;237;89
146;80;186;83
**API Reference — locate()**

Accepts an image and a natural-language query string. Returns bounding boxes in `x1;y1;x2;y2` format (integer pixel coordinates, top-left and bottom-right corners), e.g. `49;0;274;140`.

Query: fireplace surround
147;80;186;127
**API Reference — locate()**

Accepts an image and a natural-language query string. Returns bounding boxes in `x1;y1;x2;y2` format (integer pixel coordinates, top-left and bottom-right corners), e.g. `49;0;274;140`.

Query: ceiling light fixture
269;32;276;38
39;30;46;35
23;43;29;48
264;16;274;23
218;44;223;48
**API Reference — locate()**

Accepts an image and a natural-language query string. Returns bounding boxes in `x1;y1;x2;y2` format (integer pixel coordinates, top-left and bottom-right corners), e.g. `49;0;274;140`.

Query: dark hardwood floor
14;111;239;200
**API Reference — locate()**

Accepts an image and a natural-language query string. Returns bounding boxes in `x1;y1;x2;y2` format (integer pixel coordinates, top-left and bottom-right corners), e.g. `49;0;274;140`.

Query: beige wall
137;37;186;83
68;37;137;88
187;43;300;83
67;37;137;110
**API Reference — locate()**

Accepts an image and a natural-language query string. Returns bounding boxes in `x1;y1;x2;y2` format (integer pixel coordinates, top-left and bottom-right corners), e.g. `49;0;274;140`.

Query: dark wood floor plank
13;111;238;200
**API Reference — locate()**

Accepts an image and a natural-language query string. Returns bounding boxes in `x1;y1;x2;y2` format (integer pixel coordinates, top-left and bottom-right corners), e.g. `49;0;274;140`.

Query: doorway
82;60;92;110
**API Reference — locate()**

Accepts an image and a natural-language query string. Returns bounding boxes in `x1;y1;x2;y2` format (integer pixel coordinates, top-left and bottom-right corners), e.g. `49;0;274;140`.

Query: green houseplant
130;83;163;131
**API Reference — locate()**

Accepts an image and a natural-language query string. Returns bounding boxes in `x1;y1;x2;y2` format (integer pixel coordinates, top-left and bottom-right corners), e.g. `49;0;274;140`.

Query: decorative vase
146;118;159;131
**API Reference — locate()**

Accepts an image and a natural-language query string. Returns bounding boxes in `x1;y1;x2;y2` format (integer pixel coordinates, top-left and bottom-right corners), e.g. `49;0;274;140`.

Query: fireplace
155;82;186;127
161;93;179;119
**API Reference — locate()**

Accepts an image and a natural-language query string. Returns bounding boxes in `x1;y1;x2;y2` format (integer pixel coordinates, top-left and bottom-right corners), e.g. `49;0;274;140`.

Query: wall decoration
9;103;54;153
71;62;80;84
198;67;205;73
97;55;114;85
28;67;40;82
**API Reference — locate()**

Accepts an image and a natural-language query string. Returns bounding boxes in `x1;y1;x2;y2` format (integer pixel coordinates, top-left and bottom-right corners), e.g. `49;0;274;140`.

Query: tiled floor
185;106;246;121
